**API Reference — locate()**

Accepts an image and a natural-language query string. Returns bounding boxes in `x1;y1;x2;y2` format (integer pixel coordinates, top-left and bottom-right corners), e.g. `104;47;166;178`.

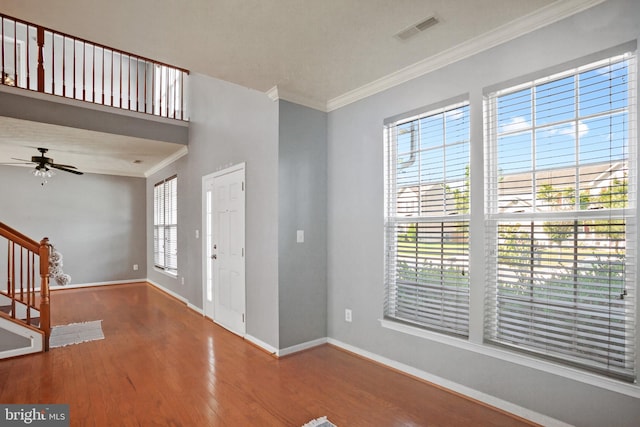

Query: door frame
201;162;246;333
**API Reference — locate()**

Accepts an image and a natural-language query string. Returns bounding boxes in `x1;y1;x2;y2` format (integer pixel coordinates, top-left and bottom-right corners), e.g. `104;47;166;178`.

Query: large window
384;101;470;337
154;175;178;275
485;53;636;381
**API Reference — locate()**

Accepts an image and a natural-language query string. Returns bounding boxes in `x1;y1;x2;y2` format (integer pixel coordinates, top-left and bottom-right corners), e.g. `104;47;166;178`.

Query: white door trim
201;163;246;334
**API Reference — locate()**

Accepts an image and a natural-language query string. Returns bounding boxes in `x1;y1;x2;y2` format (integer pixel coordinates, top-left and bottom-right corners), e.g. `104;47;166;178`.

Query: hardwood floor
0;283;537;426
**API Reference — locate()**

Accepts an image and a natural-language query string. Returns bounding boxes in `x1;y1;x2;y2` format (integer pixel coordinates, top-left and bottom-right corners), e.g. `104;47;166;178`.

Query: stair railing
1;13;189;120
0;222;51;350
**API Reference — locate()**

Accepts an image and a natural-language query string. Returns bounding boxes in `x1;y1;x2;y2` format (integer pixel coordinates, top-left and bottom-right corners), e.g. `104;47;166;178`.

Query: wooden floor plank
0;283;538;426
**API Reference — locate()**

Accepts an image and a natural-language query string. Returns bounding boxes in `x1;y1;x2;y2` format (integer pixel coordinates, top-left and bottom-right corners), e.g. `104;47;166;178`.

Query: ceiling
0;0;603;177
0;115;187;177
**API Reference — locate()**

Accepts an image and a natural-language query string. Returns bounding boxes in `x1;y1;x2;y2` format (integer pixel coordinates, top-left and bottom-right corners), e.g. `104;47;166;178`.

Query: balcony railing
1;13;188;120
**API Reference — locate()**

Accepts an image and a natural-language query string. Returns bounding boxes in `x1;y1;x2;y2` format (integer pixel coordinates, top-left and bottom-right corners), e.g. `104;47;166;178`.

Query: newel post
39;237;51;351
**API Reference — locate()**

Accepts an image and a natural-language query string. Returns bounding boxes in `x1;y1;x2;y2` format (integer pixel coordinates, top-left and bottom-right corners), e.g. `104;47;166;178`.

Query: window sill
154;267;178;279
380;319;640;398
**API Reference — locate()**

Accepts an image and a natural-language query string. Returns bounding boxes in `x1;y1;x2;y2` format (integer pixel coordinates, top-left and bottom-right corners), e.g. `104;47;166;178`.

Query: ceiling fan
24;147;84;175
2;147;83;184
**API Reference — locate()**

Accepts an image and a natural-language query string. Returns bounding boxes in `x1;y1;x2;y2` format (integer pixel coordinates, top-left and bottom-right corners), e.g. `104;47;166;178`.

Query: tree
536;184;574;244
446;164;470;214
592;177;627;251
498;224;531;268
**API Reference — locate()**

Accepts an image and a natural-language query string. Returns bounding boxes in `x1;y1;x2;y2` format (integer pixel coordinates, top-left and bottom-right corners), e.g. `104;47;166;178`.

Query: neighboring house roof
395;161;626;216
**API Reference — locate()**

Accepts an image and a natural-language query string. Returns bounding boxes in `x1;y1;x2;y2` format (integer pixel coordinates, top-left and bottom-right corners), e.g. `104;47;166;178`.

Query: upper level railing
1;13;189;121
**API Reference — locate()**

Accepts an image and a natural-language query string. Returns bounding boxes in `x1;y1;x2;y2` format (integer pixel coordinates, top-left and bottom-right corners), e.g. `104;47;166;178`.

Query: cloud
575;121;590;138
549;121;589;138
500;117;589;138
500;116;530;133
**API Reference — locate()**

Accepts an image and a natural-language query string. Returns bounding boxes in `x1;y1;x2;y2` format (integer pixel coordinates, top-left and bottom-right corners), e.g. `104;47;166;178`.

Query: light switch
296;230;304;243
195;229;200;239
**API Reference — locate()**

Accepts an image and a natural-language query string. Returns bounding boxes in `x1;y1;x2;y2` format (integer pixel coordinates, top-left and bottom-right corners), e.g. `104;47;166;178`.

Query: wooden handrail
0;12;189;120
0;13;188;74
0;222;39;252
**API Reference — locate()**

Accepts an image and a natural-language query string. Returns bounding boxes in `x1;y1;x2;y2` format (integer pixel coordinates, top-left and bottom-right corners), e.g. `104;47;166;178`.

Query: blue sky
497;59;630;174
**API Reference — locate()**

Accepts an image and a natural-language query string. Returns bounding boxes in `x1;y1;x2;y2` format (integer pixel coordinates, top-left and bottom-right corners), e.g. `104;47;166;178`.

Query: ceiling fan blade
50;164;84;175
11;158;34;163
0;162;34;165
50;163;77;169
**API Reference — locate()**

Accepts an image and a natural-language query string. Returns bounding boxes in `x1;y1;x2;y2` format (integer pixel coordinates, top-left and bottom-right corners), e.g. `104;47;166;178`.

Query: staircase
0;222;51;358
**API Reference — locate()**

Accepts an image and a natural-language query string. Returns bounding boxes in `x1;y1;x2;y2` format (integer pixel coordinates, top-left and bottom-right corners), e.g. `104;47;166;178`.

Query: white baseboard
146;280;188;304
278;337;328;357
244;336;327;357
244;334;278;356
326;338;572;427
49;278;144;291
187;302;204;315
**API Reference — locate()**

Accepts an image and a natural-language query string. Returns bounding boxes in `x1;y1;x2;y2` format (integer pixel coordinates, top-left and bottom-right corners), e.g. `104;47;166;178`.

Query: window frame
484;52;637;382
384;98;471;338
154;174;178;276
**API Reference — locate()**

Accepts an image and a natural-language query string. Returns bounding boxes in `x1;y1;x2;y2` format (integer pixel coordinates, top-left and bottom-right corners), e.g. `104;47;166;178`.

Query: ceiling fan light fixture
32;166;55;178
32;165;55;185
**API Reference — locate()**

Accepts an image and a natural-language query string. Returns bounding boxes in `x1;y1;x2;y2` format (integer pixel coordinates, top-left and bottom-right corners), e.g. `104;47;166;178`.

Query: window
485;53;636;381
384;101;470;337
154;175;178;275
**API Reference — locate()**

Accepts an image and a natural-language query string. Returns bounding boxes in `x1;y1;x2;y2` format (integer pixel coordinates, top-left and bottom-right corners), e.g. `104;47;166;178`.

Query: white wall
326;1;640;426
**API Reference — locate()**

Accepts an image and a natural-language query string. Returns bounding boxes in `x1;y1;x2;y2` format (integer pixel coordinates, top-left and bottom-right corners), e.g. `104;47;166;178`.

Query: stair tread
0;309;40;324
0;304;40;324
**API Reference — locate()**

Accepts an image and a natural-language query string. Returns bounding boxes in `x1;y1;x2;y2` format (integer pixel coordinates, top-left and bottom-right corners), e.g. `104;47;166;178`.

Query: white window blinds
385;101;470;337
154;175;178;274
485;53;637;381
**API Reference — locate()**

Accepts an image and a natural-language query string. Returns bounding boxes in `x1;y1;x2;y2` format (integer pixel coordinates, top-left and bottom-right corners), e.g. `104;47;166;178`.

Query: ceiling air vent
395;16;439;41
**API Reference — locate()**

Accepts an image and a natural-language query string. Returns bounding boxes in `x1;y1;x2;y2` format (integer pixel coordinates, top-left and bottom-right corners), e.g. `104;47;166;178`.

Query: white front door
202;163;246;336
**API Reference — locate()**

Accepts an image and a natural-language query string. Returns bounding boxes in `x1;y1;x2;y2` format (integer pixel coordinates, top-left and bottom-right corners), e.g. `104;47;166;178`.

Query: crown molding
265;85;327;112
266;85;279;101
326;0;606;112
144;145;189;177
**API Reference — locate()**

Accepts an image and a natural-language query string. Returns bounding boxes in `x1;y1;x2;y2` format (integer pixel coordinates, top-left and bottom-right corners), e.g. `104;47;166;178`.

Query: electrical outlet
345;309;352;322
181;277;185;285
133;264;138;271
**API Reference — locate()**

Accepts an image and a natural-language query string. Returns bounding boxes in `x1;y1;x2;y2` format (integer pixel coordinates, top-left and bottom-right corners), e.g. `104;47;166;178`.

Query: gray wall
147;73;281;349
278;100;327;349
0;88;189;145
326;0;640;426
0;328;29;351
0;165;146;285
